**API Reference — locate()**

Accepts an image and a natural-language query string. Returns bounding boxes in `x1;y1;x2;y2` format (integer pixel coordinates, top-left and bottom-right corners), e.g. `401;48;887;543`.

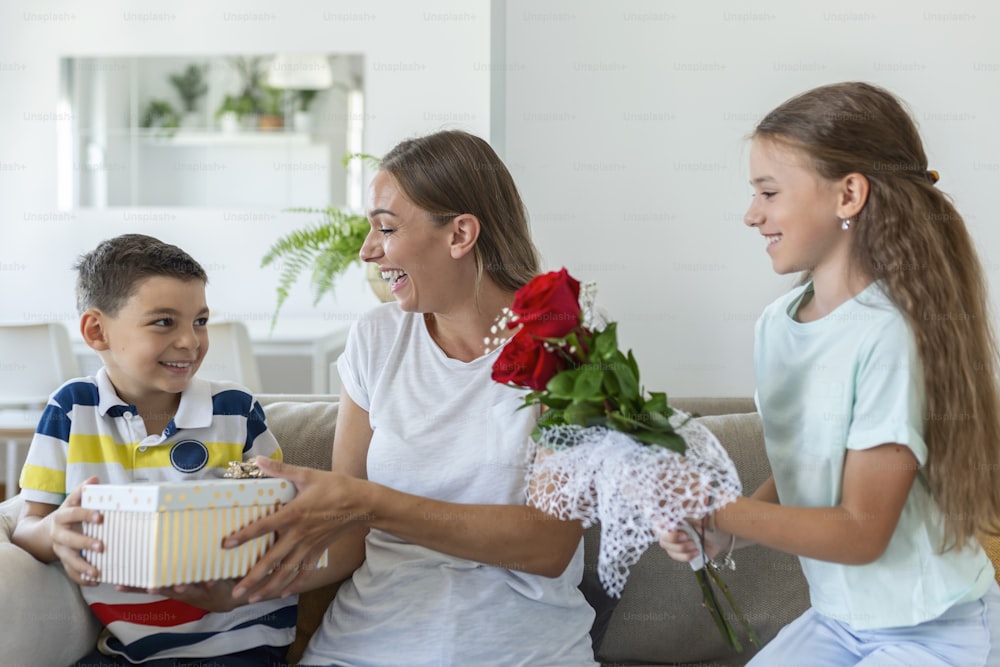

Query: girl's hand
225;457;366;603
658;519;731;563
50;476;103;585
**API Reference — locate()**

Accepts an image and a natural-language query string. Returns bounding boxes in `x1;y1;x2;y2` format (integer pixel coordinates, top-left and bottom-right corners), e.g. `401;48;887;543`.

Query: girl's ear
80;310;110;352
448;213;481;260
836;173;870;220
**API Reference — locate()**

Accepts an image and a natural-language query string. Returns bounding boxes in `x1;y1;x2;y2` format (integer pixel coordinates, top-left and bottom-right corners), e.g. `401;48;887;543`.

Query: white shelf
139;130;312;147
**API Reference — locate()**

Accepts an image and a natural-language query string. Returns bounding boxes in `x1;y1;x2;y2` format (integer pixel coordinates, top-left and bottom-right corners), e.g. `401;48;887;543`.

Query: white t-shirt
755;281;994;629
302;303;597;666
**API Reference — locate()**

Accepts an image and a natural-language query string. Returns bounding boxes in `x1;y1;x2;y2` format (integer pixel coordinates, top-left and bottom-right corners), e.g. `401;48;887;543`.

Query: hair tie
925;170;940;185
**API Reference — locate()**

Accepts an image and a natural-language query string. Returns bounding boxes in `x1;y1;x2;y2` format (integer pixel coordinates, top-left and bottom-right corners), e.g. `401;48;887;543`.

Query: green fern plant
262;153;384;326
261;207;370;325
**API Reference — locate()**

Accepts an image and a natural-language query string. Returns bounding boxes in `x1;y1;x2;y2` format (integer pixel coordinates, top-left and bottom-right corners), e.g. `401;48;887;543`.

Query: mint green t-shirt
754;281;993;630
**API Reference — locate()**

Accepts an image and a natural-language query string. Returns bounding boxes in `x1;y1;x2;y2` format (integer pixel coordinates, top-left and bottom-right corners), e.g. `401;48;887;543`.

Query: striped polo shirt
19;368;296;662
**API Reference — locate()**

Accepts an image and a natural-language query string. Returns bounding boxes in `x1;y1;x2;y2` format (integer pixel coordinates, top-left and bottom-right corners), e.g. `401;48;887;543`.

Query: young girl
662;82;1000;665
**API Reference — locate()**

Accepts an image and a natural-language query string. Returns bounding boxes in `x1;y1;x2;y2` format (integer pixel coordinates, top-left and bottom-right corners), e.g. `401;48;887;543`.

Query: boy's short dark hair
74;234;208;315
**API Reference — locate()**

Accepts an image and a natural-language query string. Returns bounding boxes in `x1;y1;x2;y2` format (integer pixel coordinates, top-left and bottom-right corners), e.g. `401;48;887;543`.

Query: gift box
81;479;326;588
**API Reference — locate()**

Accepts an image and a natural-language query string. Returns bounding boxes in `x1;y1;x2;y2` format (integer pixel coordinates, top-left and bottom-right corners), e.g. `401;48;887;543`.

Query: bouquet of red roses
490;268;758;652
491;268;686;451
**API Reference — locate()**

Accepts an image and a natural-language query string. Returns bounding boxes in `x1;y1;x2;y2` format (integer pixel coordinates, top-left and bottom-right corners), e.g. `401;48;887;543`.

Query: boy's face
90;276;209;406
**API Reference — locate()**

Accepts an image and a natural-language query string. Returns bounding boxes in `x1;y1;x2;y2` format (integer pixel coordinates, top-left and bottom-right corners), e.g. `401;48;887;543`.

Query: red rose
492;330;566;391
510;268;581;339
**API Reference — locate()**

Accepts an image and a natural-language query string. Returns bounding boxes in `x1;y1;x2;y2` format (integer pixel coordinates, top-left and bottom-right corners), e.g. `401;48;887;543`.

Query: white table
0;410;40;500
241;319;350;394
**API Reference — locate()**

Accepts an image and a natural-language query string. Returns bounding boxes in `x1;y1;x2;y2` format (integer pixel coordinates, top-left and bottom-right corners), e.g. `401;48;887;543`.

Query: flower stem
706;564;761;649
694;569;742;651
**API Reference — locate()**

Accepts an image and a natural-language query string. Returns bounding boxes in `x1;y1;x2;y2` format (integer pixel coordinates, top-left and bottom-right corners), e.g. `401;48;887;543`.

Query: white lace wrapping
528;411;742;597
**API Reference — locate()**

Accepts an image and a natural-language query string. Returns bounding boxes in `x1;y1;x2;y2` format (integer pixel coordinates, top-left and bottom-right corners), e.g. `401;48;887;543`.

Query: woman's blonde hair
379;130;539;294
754;81;1000;549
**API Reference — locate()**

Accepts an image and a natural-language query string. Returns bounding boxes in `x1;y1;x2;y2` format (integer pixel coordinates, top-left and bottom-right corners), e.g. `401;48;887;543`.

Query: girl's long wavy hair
754;81;1000;550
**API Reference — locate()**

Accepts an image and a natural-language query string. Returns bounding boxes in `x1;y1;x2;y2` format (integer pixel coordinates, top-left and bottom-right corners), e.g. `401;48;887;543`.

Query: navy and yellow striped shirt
20;368;282;503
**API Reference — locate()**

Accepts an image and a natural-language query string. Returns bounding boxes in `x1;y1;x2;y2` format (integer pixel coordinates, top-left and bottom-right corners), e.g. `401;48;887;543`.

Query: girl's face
744;138;852;278
359;170;458;313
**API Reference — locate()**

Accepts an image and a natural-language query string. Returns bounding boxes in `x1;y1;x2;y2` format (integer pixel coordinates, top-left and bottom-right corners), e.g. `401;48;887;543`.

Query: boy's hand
50;476;104;585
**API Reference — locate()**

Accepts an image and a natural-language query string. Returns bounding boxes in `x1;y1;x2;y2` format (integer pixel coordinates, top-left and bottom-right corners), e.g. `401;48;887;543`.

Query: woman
226;130;598;666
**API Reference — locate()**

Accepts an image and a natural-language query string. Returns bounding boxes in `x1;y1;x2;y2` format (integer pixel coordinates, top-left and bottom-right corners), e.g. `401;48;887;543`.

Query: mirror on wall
57;54;364;210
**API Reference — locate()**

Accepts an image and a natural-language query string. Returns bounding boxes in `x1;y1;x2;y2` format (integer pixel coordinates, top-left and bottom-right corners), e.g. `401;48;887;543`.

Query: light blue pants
748;582;1000;666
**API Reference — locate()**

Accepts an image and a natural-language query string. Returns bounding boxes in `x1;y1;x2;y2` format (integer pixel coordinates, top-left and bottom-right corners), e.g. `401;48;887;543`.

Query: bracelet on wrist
709;533;737;572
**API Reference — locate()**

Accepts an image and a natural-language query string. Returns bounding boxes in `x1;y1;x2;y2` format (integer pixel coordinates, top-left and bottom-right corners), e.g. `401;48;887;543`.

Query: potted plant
258;86;285;131
262;153;386;324
215;56;267;131
292;89;320;132
215;94;256;133
139;99;180;137
169;63;208;127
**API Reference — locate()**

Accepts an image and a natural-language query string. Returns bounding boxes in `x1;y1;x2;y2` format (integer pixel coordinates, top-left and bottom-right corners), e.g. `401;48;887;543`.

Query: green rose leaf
627;350;640;381
594;323;618;360
643;391;670;416
602;369;621;397
612;353;639;400
573;366;604;401
607;411;643;432
546;370;577;399
536;408;566;430
638;409;673;430
563;400;606;427
631;429;687;454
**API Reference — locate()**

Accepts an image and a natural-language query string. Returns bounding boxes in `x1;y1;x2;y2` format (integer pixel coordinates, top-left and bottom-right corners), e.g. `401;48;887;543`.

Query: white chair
0;323;81;499
198;321;263;394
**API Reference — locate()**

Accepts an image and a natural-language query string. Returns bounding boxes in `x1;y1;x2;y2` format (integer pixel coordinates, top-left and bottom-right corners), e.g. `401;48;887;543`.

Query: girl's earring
841;219;851;230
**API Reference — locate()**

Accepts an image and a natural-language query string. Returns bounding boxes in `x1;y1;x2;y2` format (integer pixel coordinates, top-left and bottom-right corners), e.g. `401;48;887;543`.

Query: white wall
2;0;998;398
0;0;492;338
504;0;1000;396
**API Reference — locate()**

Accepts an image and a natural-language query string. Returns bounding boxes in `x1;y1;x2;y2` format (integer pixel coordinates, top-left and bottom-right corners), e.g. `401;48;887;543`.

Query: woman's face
360;170;457;313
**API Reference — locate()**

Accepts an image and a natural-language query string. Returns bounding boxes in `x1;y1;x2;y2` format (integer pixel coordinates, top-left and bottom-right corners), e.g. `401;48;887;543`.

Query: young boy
12;234;294;666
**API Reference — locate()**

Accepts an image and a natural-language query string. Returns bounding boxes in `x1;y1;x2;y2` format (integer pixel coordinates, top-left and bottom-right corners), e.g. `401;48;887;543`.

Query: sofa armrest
0;496;102;665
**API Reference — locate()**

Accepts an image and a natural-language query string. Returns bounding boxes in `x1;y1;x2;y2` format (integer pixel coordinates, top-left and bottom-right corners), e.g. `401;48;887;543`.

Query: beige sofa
0;395;810;666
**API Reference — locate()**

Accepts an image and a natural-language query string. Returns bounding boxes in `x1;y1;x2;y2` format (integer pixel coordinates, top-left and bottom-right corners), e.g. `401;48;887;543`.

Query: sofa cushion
0;496;102;665
670;397;756;418
257;397;342;663
260;398;340;471
596;412;809;666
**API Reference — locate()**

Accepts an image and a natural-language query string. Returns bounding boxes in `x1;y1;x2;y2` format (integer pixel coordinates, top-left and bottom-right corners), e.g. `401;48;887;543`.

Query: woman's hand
226;457;368;603
118;580;245;613
49;476;104;585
